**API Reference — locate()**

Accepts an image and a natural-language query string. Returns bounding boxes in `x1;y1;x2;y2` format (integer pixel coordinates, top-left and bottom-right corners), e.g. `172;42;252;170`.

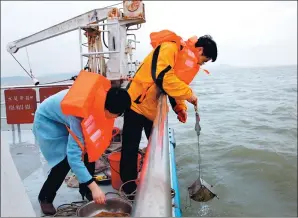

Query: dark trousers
120;108;153;194
38;153;95;203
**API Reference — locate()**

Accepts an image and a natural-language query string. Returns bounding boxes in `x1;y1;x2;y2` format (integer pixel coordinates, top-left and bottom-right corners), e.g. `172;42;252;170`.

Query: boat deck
1;129;148;217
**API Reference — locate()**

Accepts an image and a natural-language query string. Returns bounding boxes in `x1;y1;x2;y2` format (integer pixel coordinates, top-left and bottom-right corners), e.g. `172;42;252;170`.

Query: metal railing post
132;94;172;217
11;124;16;144
78;27;83;69
17;124;22;143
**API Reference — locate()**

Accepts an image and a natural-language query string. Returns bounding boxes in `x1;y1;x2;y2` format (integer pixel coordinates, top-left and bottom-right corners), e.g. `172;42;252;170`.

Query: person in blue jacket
33;87;131;215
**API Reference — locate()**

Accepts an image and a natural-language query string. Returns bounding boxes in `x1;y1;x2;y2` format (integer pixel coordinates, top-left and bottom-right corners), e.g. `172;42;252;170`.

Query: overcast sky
1;1;297;77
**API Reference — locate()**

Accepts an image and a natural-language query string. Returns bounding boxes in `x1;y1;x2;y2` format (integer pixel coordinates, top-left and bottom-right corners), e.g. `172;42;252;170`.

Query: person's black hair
195;35;217;62
105;87;131;115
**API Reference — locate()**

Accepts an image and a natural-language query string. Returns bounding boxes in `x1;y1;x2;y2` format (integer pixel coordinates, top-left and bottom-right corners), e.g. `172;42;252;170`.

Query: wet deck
1;129;148;217
1;133;36;217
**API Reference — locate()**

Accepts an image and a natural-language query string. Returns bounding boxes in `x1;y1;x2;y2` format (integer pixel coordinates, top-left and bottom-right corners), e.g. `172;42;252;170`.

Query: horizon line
1;64;297;78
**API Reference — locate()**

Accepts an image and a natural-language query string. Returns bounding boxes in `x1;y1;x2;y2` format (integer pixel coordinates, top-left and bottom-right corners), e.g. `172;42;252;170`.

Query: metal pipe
1;101;41;106
11;124;16;145
78;27;83;69
81;51;119;56
80;22;118;28
0;83;72;90
17;124;21;143
132;94;172;217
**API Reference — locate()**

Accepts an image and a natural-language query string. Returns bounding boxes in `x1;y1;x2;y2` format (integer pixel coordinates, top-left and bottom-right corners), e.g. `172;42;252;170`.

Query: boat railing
132;94;172;217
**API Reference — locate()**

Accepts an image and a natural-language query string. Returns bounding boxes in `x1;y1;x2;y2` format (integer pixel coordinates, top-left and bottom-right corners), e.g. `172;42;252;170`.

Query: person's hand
88;182;106;204
91;185;105;204
177;110;187;123
187;94;198;107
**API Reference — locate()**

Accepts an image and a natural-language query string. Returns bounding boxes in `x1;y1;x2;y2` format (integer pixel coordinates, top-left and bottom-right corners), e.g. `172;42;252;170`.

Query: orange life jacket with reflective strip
150;29;209;85
128;30;210;104
61;70;115;162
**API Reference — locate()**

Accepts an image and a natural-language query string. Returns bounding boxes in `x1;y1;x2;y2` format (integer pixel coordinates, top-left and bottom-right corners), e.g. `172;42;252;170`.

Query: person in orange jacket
119;31;218;196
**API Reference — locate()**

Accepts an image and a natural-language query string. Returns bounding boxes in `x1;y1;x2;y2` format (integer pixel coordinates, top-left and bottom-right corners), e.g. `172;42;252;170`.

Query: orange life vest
61;70;115;162
150;29;209;85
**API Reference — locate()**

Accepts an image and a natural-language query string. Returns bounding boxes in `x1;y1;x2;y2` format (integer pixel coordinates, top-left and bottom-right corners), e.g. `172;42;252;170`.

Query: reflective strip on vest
185;59;195;68
187;49;196;58
90;129;102;143
84;115;96;134
86;122;96;135
83;115;102;143
83;115;94;127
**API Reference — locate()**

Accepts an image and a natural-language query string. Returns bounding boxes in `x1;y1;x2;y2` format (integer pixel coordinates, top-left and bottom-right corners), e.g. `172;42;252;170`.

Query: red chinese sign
4;89;37;124
39;86;69;103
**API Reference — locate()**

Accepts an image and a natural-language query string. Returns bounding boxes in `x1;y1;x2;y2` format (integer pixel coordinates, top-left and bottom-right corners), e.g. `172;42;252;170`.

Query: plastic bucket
108;152;142;190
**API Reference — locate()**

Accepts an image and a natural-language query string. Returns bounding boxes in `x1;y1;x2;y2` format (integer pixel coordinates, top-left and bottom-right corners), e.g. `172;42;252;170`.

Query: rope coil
41;200;87;217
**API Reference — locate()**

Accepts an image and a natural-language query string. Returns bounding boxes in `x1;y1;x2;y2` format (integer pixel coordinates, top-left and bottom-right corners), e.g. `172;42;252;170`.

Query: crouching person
33;71;131;215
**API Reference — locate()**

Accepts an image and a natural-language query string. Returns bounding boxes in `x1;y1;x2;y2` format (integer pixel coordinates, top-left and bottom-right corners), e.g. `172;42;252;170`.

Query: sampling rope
194;107;202;180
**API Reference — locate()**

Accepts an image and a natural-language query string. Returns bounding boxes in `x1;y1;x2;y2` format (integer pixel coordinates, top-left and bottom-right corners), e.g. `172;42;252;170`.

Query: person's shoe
38;198;56;215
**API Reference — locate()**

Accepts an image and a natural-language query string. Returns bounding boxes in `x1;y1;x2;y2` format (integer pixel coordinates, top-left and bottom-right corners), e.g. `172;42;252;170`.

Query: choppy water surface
168;65;297;216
